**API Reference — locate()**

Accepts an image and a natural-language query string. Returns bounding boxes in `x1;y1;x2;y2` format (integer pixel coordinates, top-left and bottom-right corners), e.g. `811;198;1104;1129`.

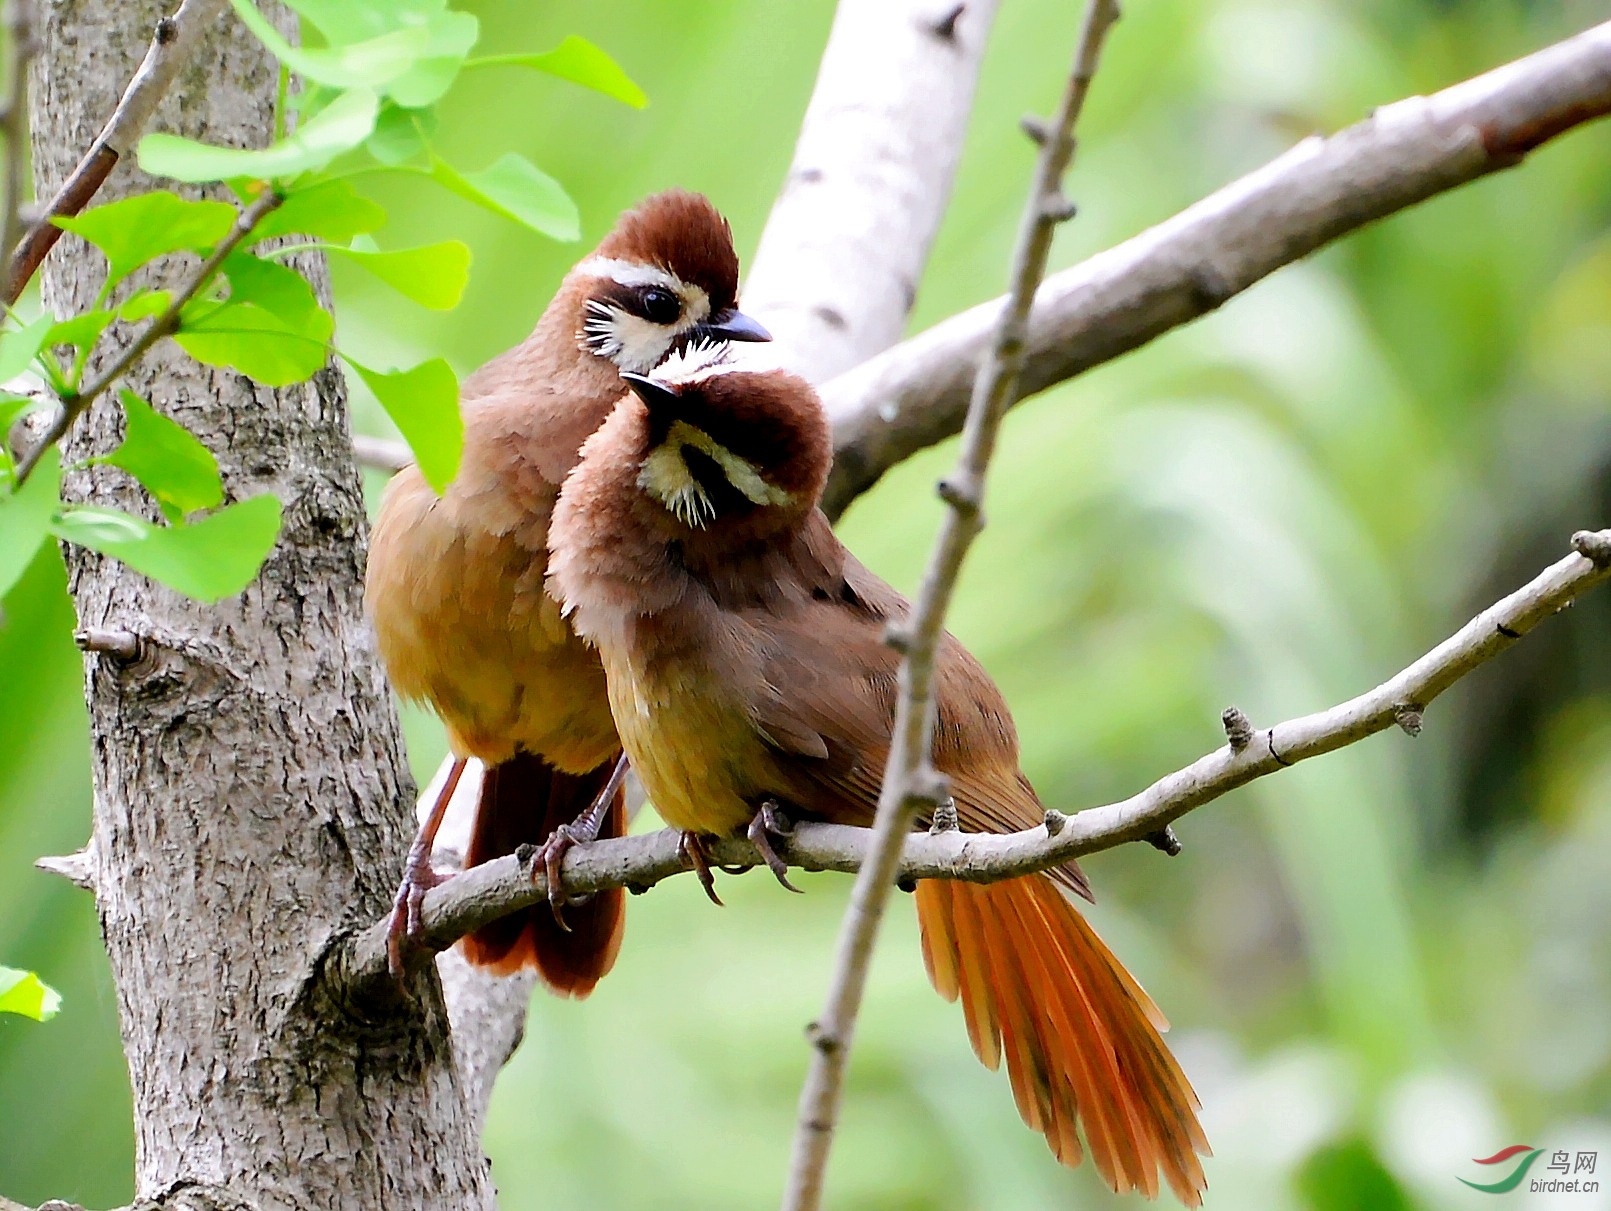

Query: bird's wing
745;515;1089;897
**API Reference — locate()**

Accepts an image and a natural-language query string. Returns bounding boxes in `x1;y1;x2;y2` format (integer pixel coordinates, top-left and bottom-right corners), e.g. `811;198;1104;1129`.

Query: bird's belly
606;657;756;836
367;478;617;773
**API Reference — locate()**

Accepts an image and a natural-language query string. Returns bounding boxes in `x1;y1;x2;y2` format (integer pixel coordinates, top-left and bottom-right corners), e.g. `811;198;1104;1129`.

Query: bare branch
10;186;283;487
780;5;1119;1204
3;0;227;304
743;0;1001;382
818;18;1611;516
337;529;1611;995
347;22;1611;493
350;431;410;473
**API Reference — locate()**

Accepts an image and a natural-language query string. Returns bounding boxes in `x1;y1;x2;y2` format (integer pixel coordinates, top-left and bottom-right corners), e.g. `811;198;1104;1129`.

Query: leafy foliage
0;0;644;608
0;968;61;1023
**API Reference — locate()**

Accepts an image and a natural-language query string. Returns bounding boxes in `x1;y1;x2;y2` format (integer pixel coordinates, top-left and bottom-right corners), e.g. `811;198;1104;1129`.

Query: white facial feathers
574;257;713;373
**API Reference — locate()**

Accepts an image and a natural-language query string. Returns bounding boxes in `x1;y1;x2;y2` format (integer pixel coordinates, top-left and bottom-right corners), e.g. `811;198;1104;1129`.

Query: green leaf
0;391;47;454
383;11;478;108
472;37;646;108
47;309;115;355
229;0;430;94
287;0;445;49
252;179;386;243
54;192;238;285
98;390;223;522
1297;1139;1414;1211
0;444;61;600
329;240;468;310
51;495;283;602
350;357;460;492
221;253;335;340
365;102;434;166
430;153;578;241
119;290;173;322
174;302;330;386
139;87;379;183
0;966;62;1021
0;314;54;384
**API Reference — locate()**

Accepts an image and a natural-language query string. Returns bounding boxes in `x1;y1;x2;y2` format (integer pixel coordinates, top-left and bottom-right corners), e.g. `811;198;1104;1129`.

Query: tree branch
780;4;1117;1204
3;0;227;305
742;0;1001;382
337;529;1611;1003
10;185;282;486
347;20;1611;493
818;17;1611;516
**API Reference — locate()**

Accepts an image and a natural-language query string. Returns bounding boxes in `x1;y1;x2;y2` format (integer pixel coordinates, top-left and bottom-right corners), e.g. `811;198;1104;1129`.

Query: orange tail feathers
459;751;627;999
915;876;1210;1205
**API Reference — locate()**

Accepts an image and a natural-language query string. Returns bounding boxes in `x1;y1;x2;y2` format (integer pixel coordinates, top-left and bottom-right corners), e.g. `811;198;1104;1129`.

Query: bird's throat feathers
637;417;795;528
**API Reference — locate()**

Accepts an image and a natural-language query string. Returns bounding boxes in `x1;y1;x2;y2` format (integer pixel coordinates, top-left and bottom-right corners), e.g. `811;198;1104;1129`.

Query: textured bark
30;3;492;1208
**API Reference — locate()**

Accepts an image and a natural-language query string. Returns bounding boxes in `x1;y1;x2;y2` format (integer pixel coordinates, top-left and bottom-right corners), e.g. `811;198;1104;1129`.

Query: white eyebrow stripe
575;256;686;292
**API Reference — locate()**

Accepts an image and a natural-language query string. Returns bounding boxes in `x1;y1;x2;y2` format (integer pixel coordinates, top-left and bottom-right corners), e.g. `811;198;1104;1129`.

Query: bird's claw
534;823;593;932
678;831;725;906
748;800;802;894
385;855;448;981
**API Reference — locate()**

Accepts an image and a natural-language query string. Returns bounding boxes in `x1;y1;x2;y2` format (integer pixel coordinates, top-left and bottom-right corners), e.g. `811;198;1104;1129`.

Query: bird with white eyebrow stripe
365;191;770;992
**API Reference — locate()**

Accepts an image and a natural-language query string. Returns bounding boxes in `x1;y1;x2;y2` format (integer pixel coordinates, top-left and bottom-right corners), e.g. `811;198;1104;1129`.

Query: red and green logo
1458;1146;1543;1193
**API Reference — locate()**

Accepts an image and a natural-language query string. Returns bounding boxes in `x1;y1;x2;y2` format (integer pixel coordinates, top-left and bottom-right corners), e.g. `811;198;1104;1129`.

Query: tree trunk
28;3;492;1207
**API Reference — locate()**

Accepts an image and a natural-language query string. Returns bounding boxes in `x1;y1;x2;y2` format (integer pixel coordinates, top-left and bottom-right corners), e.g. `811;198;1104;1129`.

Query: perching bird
546;349;1210;1202
364;192;770;993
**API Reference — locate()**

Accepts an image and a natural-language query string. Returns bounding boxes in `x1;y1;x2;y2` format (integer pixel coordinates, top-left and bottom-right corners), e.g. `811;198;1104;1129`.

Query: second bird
548;349;1211;1204
365;191;769;991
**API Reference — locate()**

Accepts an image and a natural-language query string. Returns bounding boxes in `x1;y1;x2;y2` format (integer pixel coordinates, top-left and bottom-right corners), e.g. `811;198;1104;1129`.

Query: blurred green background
5;0;1611;1207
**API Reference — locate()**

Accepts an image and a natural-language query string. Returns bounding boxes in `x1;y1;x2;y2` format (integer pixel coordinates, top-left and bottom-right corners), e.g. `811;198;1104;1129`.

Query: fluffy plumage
548;365;1210;1200
365;190;752;995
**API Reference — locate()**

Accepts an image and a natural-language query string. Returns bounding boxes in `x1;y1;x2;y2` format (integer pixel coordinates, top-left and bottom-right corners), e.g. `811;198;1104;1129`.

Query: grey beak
621;372;682;417
697;307;772;343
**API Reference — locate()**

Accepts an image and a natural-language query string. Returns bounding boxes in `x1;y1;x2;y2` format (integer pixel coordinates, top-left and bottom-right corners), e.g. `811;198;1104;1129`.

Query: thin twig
0;0;38;285
818;17;1611;516
335;527;1611;992
3;0;228;305
10;186;283;487
778;5;1120;1207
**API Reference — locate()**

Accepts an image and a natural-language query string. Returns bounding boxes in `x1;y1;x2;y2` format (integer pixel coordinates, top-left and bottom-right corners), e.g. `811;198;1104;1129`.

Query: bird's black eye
639;287;681;325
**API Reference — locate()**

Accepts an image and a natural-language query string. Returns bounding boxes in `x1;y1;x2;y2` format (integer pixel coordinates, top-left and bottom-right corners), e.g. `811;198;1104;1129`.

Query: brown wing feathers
916;876;1209;1204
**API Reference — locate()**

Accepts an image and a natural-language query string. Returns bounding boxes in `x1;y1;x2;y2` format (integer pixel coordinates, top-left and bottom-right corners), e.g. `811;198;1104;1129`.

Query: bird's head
618;344;830;533
572;190;770;373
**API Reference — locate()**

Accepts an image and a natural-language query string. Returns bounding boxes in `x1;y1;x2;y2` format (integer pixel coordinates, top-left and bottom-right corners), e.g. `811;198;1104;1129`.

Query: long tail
915;875;1210;1205
459;750;626;999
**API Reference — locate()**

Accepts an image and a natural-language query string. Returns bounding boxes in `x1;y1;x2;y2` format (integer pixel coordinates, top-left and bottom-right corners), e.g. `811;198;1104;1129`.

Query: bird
364;191;771;994
545;347;1211;1203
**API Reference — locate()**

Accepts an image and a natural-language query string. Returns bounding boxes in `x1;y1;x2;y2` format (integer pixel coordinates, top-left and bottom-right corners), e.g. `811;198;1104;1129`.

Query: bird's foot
678;831;725;906
533;823;594;932
385;850;449;980
533;752;627;930
747;799;802;894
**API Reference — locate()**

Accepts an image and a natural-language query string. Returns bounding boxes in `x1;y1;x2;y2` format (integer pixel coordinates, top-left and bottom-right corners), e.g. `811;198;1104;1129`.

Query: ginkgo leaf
139;88;379;183
97;391;223;522
52;495;283;603
328;241;469;309
54;192;237;284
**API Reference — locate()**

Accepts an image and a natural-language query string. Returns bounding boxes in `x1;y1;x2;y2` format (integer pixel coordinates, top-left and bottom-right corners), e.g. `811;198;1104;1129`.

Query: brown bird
547;350;1211;1202
365;192;770;993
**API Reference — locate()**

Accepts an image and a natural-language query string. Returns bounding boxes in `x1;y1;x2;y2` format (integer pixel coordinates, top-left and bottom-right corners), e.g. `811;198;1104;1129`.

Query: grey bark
30;3;492;1208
